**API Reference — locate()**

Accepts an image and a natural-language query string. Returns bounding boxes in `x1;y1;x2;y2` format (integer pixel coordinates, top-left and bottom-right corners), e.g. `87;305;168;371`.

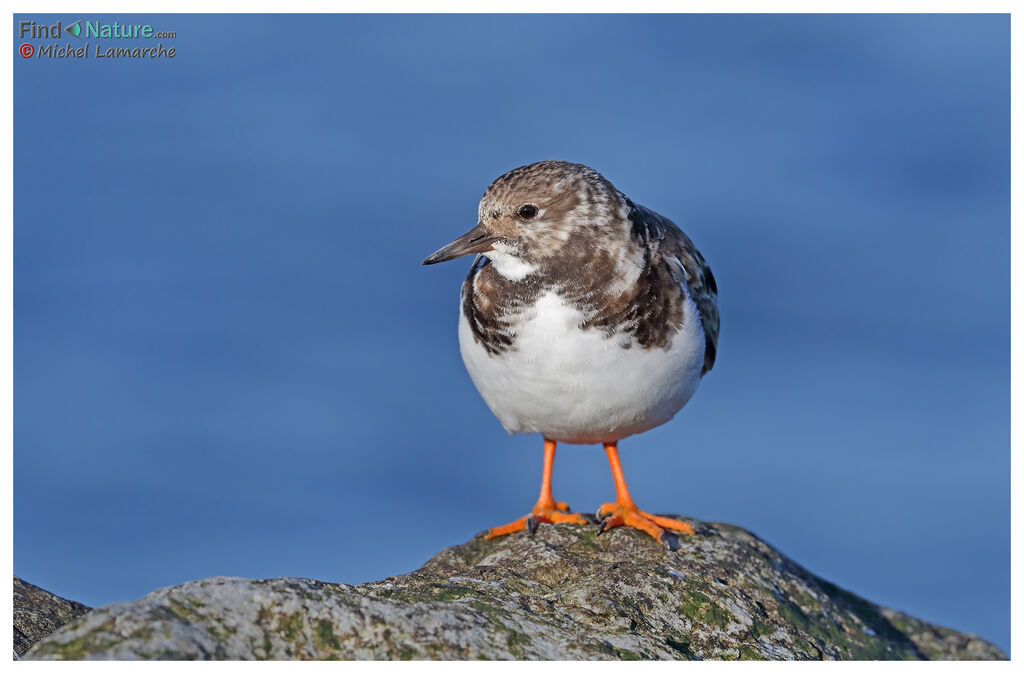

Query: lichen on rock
24;517;1006;660
14;576;92;658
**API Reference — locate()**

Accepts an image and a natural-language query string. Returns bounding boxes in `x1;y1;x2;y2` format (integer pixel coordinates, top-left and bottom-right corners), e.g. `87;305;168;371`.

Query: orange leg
596;441;695;549
485;438;587;539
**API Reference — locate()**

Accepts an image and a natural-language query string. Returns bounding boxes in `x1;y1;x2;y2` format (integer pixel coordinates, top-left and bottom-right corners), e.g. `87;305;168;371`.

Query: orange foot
485;437;588;539
484;499;587;539
596;501;695;550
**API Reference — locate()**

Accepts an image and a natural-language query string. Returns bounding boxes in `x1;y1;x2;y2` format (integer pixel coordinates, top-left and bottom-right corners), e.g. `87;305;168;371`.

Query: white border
4;3;1016;668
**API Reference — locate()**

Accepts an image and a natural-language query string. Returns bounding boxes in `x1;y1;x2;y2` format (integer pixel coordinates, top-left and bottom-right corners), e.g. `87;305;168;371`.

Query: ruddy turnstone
423;160;719;548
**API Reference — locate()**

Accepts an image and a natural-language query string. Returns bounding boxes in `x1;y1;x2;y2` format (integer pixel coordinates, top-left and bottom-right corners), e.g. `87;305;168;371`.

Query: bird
422;160;719;549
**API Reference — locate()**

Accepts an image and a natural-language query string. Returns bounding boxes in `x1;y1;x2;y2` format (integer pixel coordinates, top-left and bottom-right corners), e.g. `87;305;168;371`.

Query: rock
25;517;1005;660
14;576;91;658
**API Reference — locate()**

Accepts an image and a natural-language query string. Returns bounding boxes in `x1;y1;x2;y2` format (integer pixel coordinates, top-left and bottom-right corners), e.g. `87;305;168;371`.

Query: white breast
458;289;706;445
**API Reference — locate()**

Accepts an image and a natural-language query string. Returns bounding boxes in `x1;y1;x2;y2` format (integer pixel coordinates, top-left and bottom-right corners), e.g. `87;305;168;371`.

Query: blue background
14;14;1009;654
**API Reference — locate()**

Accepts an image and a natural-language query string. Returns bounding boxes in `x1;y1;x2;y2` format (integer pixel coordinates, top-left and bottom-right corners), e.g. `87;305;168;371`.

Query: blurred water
14;14;1008;653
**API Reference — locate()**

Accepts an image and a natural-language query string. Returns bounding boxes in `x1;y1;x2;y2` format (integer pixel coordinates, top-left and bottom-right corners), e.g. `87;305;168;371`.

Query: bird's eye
517;204;539;220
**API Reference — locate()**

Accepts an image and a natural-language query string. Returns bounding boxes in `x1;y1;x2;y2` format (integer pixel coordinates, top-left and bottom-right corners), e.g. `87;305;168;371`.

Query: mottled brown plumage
459;161;718;375
627;202;719;375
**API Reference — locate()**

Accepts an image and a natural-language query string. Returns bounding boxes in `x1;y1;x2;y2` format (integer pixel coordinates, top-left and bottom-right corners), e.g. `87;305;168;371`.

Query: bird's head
422;160;630;280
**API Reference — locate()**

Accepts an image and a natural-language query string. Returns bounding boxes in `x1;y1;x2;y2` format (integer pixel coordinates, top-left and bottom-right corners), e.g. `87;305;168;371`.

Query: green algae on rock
25;518;1006;660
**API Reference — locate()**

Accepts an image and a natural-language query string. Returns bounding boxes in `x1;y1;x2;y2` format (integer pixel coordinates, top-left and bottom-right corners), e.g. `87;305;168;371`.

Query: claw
527;515;539;535
660;531;680;551
597;513;623;536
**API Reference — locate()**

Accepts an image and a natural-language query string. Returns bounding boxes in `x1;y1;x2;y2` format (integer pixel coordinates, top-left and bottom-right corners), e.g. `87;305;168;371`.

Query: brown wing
628;203;719;376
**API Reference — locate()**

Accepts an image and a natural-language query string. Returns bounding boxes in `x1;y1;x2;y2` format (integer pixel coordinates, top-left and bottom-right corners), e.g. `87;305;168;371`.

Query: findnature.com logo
18;19;177;60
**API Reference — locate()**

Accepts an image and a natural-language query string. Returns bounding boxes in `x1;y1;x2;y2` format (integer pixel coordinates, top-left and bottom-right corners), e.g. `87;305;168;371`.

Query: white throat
485;242;537;281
